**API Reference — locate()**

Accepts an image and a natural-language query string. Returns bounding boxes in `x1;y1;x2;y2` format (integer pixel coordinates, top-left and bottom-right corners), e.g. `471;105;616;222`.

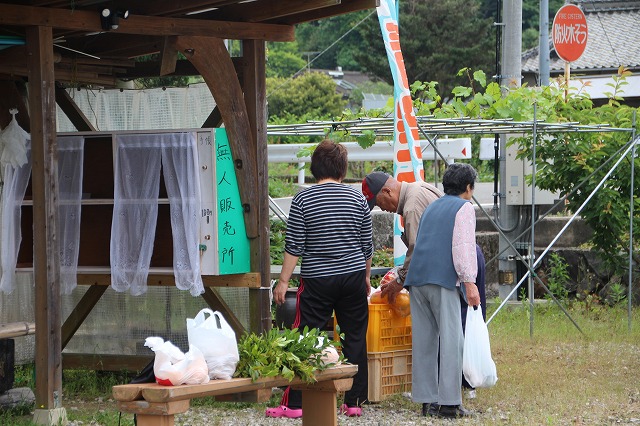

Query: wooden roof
0;0;378;87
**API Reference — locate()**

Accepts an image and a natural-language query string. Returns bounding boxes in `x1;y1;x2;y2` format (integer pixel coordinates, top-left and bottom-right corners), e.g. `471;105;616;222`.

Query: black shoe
422;403;440;417
438;405;475;418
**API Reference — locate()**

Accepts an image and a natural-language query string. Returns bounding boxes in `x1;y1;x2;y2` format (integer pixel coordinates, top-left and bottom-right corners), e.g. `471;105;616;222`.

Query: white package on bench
145;336;210;386
187;308;239;380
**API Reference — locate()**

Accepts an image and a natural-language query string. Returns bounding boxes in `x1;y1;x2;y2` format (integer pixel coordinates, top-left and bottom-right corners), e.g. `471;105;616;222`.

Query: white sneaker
465;389;477;399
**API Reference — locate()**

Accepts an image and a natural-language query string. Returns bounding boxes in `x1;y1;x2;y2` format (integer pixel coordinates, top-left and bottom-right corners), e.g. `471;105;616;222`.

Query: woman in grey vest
404;163;481;419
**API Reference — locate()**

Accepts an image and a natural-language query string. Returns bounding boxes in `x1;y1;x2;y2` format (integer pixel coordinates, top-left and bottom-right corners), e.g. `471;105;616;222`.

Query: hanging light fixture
100;8;129;31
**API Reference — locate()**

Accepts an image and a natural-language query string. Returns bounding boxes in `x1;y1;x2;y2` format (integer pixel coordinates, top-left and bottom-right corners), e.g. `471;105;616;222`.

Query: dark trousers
282;269;369;408
460;244;487;389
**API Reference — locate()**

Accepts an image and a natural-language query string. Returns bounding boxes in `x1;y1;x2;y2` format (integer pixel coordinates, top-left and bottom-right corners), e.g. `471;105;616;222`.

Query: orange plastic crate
333;303;412;353
367;349;412;402
366;303;412;353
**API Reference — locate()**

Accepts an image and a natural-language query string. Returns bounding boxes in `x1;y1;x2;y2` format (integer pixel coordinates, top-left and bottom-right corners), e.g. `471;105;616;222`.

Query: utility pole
498;0;524;301
539;0;550;85
302;51;320;73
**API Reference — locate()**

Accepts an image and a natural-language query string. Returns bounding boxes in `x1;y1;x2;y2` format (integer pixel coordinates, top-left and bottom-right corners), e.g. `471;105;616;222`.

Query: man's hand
464;282;480;307
366;275;372;296
380;279;403;305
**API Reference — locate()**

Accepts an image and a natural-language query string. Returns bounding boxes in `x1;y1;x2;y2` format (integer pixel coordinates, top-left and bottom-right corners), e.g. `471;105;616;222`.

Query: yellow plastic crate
366;303;412;353
367;349;412;402
333;303;412;353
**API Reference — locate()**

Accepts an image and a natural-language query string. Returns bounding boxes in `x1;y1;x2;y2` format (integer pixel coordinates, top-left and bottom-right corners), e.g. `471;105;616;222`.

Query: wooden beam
74;272;262;288
208;0;341;23
201;107;223;128
201;287;245;338
0;64;118;86
159;37;178;76
117;57;245;80
117;59;199;79
55;85;96;131
61;285;107;349
215;388;272;403
26;24;63;411
0;4;295;42
242;39;271;334
0;322;36;339
175;36;259;239
267;0;379;24
124;0;237;17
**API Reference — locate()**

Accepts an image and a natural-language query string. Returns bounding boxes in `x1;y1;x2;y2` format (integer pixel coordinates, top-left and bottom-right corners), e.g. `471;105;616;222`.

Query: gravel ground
172;392;484;426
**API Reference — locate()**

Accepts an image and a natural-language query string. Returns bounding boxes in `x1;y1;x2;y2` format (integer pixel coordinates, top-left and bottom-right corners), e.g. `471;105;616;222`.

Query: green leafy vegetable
234;326;343;383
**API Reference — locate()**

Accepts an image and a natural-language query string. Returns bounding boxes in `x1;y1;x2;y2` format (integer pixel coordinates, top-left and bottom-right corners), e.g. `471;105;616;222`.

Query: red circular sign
552;4;588;62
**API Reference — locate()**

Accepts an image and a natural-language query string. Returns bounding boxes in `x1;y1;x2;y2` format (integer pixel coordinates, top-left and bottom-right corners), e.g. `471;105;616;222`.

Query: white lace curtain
57;136;84;294
110;133;203;296
0;136;84;294
0;146;31;294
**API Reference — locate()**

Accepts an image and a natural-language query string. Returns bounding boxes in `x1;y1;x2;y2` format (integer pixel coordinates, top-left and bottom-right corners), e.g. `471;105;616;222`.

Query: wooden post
242;39;271;334
26;25;66;425
175;36;259;239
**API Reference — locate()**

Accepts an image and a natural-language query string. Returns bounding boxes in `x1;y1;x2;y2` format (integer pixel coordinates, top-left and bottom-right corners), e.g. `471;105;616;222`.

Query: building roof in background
522;0;640;73
313;68;377;96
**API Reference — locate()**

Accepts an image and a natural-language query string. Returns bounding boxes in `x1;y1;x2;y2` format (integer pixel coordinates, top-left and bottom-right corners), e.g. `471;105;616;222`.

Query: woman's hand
366;275;372;296
464;282;480;306
273;279;290;305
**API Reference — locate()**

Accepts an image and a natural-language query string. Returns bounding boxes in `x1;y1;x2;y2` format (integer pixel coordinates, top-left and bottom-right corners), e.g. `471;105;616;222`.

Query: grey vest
404;195;469;299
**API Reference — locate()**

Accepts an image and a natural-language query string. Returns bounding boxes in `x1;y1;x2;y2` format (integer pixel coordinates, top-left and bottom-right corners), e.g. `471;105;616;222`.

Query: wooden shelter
0;1;377;423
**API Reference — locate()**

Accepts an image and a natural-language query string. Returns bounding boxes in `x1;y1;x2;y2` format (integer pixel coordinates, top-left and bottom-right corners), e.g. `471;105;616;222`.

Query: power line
267;10;376;99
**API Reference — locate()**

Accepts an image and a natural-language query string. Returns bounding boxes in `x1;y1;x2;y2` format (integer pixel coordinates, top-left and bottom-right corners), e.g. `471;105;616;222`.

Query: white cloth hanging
0;147;31;294
0;136;85;295
57;136;85;294
0;109;29;169
110;132;203;296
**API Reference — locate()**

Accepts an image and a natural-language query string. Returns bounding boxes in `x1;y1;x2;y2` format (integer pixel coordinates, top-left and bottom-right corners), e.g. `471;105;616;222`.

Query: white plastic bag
144;337;210;386
187;309;239;380
462;305;498;388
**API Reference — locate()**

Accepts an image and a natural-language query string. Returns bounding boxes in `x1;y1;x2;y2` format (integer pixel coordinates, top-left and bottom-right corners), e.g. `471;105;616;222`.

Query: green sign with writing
214;128;250;274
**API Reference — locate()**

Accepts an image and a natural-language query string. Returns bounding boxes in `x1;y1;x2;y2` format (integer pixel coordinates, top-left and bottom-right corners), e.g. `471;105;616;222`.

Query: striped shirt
285;183;373;278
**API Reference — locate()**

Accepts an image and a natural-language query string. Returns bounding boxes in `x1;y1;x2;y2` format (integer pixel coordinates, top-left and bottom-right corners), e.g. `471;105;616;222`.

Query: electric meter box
505;140;558;206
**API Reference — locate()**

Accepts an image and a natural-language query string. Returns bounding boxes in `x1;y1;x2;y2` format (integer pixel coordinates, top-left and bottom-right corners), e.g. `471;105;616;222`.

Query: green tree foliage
409;67;639;273
521;0;565;50
354;0;495;95
266;72;347;122
295;11;371;71
266;42;307;78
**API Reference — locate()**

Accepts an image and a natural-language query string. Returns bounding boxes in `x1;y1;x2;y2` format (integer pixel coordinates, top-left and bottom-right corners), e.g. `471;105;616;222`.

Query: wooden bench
112;364;358;426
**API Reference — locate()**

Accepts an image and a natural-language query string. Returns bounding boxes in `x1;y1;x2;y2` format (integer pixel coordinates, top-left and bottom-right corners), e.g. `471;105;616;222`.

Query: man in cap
361;171;443;303
362;169;488;411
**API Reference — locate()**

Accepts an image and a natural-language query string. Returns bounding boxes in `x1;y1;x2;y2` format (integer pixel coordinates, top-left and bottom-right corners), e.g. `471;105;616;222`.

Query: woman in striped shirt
267;139;374;419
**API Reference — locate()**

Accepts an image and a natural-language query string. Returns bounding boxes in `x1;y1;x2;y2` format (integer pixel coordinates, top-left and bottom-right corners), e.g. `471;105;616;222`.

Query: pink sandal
340;404;362;417
265;405;303;418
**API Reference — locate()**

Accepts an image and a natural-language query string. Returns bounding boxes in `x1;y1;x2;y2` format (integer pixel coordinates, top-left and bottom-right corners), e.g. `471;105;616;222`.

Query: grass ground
2;301;639;425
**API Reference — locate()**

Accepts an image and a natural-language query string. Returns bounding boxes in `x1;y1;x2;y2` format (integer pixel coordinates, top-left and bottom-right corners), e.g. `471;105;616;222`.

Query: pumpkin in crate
369;289;386;304
391;291;411;318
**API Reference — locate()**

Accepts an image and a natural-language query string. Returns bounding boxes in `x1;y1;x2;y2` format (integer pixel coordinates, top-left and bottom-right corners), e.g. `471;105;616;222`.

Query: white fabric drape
57;136;85;294
0;136;85;295
111;133;202;296
160;135;203;296
0;146;31;294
